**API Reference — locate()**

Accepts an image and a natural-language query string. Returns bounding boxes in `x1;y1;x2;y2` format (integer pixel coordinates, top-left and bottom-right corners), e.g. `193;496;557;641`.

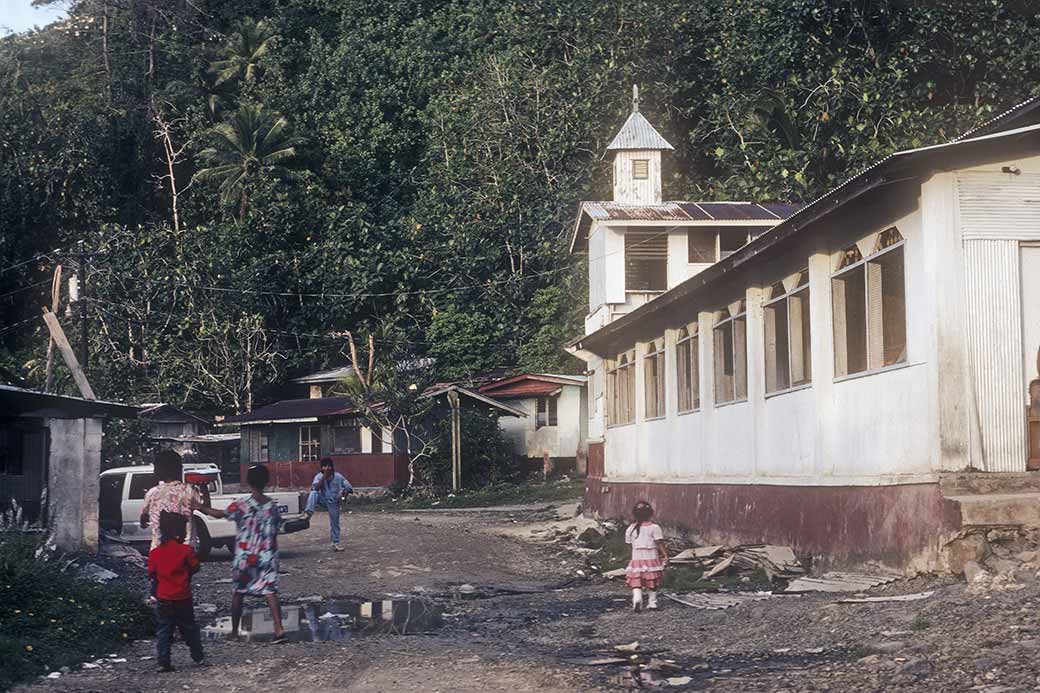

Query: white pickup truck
99;463;309;560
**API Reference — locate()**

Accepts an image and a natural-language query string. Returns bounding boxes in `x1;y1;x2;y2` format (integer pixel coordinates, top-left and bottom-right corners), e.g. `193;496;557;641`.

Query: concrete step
945;492;1040;527
940;471;1040;497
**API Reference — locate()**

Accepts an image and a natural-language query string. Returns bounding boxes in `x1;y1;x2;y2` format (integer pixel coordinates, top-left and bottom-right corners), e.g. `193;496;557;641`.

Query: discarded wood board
602;568;627;579
784;572;899;594
562;656;628;666
671;546;724;563
837;590;934;604
664;591;777;610
703;554;736;579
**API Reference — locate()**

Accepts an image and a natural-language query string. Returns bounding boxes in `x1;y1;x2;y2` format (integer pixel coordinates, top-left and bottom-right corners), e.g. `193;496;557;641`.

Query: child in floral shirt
196;464;285;642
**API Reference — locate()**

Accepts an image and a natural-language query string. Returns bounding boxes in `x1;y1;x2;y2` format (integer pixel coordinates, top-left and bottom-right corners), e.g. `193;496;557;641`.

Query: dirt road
14;503;1040;692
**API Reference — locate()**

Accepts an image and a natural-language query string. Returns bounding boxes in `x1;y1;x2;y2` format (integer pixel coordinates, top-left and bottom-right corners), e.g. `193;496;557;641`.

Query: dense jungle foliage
2;0;1039;414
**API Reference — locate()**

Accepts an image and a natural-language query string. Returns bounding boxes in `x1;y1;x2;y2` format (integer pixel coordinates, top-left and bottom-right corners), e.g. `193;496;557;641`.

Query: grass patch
0;532;152;692
354;479;585;511
910;614;931;631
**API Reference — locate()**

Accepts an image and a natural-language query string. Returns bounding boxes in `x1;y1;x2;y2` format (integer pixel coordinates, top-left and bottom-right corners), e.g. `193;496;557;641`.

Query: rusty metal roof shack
574;120;1040;357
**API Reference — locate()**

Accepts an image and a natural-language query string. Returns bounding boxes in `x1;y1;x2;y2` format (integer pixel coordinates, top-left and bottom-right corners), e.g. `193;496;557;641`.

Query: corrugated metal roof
0;384;140;419
952;95;1040;143
606;111;674;151
578;201;799;224
222;396;356;425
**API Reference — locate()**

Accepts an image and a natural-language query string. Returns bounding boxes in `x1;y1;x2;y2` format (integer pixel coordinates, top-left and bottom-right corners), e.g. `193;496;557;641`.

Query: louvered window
714;301;748;404
676;326;699;412
625;231;667;291
644;341;665;419
607;353;636;425
832;229;906;377
633;159;649;180
765;271;812;393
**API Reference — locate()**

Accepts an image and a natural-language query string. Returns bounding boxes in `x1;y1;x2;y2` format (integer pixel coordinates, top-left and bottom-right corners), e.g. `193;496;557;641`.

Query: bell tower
607;85;674;205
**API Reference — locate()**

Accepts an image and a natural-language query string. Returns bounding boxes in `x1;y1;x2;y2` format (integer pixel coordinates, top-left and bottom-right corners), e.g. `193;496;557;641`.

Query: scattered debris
667;676;692;686
602;568;627;579
614;641;641;653
79;563;119;583
562;656;629;666
664;591;780;610
785;572;899;593
703;554;736;579
670;546;723;563
98;537;147;568
837;590;935;604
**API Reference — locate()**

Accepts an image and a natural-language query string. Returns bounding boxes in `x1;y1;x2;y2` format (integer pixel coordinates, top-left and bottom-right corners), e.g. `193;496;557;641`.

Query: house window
719;230;750;259
0;427;24;476
299;425;322;461
676;325;699;412
644;341;665;419
625;231;667;291
332;419;360;454
606;352;636;425
714;301;748;404
246;427;269;463
832;228;907;377
536;397;559;429
764;271;812;393
632;159;649;180
368;422;383;453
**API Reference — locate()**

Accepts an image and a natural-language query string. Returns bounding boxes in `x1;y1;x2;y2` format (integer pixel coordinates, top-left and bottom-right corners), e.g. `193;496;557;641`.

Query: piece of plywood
837;591;934;604
41;310;95;400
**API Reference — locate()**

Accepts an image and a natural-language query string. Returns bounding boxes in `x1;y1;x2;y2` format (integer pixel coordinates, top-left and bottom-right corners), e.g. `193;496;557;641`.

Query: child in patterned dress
196;464;286;642
625;501;668;611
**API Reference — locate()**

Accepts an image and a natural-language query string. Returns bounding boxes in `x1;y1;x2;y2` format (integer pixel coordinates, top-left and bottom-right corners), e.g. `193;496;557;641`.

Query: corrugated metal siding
964;239;1027;472
958;172;1040;240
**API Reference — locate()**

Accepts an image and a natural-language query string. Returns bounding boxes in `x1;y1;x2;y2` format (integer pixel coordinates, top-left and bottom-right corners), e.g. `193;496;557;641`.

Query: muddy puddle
203;599;442;643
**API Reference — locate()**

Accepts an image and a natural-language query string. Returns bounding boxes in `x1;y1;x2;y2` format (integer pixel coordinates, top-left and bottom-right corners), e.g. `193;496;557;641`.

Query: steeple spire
632;84;640;113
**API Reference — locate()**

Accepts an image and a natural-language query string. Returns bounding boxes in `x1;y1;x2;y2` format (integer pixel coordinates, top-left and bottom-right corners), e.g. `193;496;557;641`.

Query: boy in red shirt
147;511;205;671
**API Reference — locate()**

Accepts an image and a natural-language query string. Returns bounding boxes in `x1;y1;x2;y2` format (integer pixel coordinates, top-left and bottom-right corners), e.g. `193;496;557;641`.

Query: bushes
412;404;518;491
0;533;152;692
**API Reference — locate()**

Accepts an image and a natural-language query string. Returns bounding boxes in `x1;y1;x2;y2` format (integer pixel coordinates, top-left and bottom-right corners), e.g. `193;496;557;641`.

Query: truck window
128;472;157;500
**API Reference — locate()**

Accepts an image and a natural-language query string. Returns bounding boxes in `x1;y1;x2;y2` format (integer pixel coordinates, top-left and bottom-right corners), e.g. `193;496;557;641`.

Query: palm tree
194;104;303;220
209;17;274;87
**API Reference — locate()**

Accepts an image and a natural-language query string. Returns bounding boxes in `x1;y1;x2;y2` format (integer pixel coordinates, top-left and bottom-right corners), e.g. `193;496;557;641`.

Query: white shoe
332;543;344;552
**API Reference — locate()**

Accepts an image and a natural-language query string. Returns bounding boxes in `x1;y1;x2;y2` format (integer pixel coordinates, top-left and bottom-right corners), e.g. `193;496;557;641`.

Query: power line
0;246;67;275
0;278;51;302
0;315;40;337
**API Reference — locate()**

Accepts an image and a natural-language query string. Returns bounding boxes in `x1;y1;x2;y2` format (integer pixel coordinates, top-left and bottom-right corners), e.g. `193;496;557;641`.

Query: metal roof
952;95;1040;143
0;384;140;419
479;373;587;399
571;201;800;252
606;110;674;151
421;384;528;418
137;403;211;425
149;433;240;444
573;121;1040;357
291;366;355;385
220;396;356;426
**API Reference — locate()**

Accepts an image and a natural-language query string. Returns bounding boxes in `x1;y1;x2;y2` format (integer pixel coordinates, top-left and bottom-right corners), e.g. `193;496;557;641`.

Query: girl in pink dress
625;501;668;611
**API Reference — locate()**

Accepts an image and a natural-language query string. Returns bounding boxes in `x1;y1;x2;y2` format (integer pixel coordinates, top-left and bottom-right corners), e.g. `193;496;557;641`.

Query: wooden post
41;309;95;400
447;389;461;492
44;265;62;392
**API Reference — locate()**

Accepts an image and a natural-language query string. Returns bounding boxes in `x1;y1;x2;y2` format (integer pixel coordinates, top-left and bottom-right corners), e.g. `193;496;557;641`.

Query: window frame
713;301;748;406
643;340;666;420
299;425;322;462
831;235;908;380
535;396;559;429
764;271;812;395
331;419;361;454
606;351;636;427
632;159;649;180
246;426;269;463
676;325;700;413
625;231;668;293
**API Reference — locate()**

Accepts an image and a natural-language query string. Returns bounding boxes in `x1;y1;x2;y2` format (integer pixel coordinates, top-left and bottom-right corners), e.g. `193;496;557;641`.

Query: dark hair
632;501;654;537
154;449;183;482
159;511;188;543
246;464;270;490
319;457;334;470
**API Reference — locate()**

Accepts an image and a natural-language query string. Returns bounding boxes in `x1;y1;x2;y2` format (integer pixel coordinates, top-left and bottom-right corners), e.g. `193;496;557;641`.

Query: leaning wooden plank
41;310;95;400
837;591;934;604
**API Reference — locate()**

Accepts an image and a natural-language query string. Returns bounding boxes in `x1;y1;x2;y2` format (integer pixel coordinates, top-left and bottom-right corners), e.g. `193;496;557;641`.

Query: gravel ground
14;503;1040;692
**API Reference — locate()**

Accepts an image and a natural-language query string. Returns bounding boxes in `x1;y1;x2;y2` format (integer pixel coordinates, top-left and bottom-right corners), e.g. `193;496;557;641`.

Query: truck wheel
194;518;212;561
